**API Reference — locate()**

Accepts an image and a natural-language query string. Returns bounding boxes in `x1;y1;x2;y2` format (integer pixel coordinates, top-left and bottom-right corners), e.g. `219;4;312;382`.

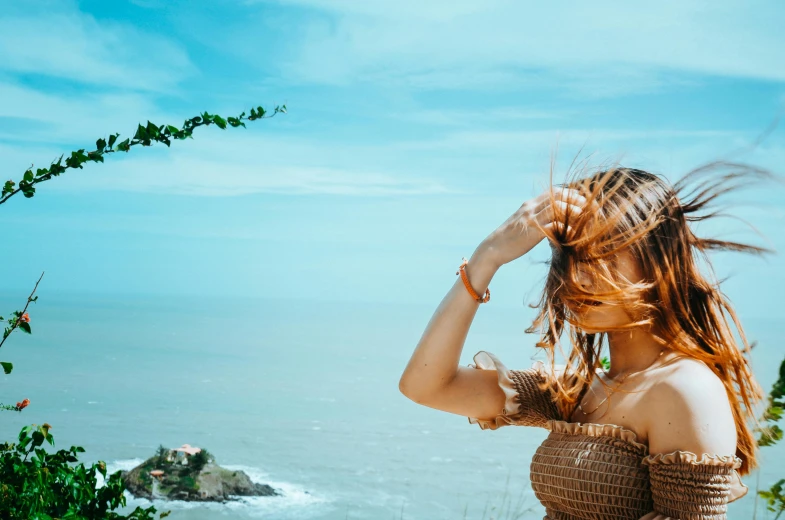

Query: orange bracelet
456;257;491;303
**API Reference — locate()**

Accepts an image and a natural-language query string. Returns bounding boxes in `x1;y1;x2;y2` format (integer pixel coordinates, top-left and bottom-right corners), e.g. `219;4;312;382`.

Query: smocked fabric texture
467;350;747;520
468;351;560;429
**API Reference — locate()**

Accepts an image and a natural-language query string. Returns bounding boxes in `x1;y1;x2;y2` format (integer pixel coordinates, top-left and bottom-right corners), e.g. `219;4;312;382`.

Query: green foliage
0;104;286;207
158;466;200;498
759;424;784;447
188;449;212;473
757;358;785;516
177;475;197;493
0;424;169;519
2;307;36;342
759;479;785;519
758;358;785;447
154;445;169;467
141;471;153;486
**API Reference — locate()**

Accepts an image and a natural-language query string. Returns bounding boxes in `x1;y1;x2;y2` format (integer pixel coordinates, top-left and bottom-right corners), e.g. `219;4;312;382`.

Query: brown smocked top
467;351;748;520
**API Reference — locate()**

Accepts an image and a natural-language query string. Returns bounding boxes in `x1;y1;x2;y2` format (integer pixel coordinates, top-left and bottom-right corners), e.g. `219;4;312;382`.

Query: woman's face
571;249;646;334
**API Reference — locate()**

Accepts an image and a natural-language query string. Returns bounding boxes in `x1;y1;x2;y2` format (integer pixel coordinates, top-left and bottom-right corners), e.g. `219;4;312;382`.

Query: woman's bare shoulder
640;351;717;384
643;354;736;456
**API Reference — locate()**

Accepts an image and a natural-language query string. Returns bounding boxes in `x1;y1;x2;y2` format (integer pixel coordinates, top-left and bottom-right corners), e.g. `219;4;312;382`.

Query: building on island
164;444;202;466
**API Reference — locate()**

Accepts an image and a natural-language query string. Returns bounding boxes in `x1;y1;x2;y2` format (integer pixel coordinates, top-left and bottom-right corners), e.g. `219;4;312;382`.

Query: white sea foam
101;459;331;518
96;458;146;489
109;458;147;472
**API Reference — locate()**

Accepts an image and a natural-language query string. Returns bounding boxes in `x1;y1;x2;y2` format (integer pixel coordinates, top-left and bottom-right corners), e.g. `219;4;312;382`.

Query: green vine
1;104;285;205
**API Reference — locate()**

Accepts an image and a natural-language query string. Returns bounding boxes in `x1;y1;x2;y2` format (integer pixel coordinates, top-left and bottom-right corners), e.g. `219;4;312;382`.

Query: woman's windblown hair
527;159;775;475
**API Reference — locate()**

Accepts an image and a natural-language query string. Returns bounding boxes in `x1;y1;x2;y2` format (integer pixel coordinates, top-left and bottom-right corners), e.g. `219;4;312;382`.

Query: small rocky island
121;444;281;502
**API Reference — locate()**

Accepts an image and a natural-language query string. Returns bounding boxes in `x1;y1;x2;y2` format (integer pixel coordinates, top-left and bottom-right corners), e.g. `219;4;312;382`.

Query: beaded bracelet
456;257;490;303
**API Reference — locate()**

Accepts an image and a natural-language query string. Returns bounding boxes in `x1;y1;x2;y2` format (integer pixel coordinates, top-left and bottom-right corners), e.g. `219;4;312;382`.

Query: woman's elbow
398;374;417;401
398;373;429;404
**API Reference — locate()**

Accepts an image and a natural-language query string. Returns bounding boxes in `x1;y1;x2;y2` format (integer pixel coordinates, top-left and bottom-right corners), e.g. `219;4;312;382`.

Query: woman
398;164;769;519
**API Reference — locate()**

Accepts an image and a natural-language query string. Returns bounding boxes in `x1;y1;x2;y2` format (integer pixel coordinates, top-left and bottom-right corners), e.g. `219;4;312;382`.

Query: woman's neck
605;326;668;378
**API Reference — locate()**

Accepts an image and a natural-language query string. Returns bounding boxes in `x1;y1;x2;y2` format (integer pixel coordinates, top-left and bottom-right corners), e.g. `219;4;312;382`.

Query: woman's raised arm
398;188;588;421
398;244;506;420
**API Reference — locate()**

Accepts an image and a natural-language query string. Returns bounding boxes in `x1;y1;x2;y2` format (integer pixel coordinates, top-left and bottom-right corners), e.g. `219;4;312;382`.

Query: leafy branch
0;399;29;412
756;358;785;447
0;272;44;378
0;104;286;205
756;358;785;517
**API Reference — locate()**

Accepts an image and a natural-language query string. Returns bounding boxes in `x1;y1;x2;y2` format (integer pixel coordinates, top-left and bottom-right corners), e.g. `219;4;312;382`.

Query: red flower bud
20;313;30;324
16;398;30;411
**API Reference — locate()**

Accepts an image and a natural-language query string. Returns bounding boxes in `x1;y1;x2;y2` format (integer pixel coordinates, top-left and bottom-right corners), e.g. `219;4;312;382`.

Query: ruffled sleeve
641;450;748;519
466;351;563;430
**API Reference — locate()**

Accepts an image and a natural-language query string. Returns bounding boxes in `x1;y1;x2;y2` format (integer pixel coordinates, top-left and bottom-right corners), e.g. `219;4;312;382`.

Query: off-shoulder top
467;351;748;520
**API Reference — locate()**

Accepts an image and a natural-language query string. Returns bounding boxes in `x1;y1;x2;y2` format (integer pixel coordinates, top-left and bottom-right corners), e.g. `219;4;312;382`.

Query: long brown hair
527;160;774;475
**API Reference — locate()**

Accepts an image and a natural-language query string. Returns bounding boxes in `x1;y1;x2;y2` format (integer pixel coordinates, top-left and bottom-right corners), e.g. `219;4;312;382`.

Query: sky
1;0;784;319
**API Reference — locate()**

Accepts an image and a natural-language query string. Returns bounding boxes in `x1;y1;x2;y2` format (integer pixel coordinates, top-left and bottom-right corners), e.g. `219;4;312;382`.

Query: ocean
0;292;781;519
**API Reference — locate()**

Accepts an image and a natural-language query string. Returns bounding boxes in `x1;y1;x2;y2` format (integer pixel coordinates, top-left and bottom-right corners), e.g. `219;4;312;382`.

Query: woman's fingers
530;188;591;217
541;221;572;236
534;200;585;228
531;187;584;208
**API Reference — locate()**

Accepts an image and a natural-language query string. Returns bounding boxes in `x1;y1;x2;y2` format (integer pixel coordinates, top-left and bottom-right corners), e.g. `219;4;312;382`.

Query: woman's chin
572;315;612;334
571;306;632;334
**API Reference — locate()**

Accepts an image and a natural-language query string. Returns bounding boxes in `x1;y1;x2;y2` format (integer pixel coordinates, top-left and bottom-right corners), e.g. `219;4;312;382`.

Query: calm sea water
0;292;781;519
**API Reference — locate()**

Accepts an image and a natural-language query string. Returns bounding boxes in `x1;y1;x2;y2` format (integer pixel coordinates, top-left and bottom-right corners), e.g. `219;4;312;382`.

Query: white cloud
72;159;453;196
0;80;176;146
5;122;778;199
387;106;570;127
0;132;454;197
0;3;195;91
249;0;785;91
385;128;736;154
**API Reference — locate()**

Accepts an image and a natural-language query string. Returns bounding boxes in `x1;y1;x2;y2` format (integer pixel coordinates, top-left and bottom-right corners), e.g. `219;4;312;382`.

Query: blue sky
1;0;784;318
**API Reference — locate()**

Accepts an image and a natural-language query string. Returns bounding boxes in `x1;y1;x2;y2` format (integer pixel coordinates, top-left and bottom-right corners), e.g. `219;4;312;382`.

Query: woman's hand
479;187;589;268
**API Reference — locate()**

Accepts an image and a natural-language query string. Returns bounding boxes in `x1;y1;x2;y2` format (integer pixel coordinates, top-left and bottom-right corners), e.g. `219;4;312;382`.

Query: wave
102;459;332;518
